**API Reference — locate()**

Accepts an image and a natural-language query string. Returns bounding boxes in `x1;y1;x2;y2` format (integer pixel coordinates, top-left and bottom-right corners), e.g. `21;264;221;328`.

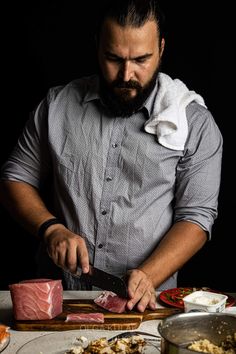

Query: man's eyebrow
105;51;153;60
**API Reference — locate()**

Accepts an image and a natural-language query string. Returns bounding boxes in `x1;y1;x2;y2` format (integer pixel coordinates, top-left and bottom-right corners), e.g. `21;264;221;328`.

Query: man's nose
119;60;133;82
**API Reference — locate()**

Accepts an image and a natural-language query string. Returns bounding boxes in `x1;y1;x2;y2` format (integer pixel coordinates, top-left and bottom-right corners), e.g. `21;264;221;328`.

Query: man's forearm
0;180;55;236
139;221;207;288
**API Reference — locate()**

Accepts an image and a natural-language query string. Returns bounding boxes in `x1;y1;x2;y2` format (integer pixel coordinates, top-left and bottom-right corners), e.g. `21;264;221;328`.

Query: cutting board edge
13;321;141;331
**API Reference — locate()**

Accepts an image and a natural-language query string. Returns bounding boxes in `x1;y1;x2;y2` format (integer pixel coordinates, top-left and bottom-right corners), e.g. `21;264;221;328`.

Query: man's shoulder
185;101;222;144
186;101;214;126
68;74;99;91
47;74;99;102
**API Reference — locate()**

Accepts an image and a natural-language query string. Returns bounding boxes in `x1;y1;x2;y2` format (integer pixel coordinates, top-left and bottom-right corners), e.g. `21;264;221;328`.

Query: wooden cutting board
13;299;181;331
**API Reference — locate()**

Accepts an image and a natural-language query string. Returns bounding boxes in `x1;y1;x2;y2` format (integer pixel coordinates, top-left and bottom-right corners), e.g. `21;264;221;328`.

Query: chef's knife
78;265;128;299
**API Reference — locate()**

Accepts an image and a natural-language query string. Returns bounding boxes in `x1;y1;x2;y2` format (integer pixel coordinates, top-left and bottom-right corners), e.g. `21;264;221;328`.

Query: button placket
94;118;126;268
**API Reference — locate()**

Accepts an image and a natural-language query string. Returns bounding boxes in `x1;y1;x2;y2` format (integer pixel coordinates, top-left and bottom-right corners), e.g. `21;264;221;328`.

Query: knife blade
79;265;128;299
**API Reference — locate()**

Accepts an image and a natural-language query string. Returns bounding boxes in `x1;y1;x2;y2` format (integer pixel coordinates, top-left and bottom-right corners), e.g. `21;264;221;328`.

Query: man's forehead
99;18;159;51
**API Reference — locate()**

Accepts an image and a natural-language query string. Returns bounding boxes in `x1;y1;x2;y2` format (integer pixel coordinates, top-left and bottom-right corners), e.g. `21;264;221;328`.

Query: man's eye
135;58;146;63
106;56;122;63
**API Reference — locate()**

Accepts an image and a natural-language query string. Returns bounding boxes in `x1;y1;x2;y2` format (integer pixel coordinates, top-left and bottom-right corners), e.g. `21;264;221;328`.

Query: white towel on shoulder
144;72;206;150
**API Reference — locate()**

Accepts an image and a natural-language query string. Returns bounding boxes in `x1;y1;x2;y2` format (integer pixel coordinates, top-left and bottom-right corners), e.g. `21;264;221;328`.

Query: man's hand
44;225;89;274
125;269;157;312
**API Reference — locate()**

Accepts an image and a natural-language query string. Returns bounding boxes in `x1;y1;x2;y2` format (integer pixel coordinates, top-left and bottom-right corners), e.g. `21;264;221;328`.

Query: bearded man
0;0;222;312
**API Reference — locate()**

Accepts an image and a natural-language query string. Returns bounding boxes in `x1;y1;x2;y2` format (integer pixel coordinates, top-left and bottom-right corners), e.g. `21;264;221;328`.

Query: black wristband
38;218;63;238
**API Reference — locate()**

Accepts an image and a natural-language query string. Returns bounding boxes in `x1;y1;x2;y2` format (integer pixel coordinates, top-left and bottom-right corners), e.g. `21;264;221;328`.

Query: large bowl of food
158;312;236;354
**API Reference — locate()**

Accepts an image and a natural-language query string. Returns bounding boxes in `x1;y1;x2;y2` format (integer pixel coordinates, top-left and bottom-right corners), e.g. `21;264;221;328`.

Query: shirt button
98;243;103;249
106;176;112;181
112;143;118;148
101;210;107;215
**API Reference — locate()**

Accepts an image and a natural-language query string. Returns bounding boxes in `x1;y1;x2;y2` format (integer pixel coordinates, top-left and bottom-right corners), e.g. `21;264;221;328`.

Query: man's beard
99;67;159;118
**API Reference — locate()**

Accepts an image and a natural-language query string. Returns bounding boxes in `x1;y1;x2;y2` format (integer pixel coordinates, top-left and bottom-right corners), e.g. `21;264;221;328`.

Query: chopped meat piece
94;291;127;313
9;278;63;320
65;312;104;323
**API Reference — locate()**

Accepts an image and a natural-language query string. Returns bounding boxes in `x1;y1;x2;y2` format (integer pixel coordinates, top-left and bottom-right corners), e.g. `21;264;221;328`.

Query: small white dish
183;290;228;313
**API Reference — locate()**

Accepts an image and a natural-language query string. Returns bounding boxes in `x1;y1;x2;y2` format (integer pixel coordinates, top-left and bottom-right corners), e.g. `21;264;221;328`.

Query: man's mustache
112;80;141;90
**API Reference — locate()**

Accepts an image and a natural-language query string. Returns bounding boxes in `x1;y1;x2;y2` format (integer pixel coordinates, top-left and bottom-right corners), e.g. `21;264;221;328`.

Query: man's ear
160;38;165;57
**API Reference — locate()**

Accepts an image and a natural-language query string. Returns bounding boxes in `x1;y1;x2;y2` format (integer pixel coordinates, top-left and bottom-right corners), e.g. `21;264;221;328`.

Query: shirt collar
142;80;158;118
83;75;101;103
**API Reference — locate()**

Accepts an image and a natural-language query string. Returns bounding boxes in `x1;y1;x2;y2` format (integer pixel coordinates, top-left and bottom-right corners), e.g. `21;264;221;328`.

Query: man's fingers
56;248;67;269
77;244;89;273
127;278;147;311
136;289;157;312
127;269;143;298
64;237;89;273
127;286;157;312
65;247;78;273
148;293;158;310
126;268;157;312
127;276;146;311
45;230;89;273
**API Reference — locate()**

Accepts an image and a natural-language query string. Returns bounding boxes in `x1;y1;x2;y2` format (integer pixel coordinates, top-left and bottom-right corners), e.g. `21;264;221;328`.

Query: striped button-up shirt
1;74;223;290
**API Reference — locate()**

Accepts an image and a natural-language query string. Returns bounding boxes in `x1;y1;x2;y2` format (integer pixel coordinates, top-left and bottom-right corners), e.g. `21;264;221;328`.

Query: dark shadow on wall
0;208;38;289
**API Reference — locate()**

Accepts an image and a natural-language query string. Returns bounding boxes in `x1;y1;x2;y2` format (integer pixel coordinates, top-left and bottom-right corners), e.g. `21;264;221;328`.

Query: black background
0;1;235;291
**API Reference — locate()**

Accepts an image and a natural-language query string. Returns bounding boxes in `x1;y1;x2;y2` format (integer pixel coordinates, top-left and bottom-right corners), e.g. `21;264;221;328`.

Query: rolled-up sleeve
1;96;51;189
174;103;223;239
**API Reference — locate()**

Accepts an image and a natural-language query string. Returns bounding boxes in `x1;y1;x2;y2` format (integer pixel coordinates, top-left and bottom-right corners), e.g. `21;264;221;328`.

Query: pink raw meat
9;278;63;320
94;291;127;313
65;312;104;323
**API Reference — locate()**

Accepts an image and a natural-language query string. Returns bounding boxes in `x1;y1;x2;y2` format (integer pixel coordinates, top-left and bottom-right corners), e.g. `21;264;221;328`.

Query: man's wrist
37;218;64;238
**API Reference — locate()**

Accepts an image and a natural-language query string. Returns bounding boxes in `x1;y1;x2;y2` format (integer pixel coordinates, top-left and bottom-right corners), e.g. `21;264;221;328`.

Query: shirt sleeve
1;94;52;189
174;103;223;239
